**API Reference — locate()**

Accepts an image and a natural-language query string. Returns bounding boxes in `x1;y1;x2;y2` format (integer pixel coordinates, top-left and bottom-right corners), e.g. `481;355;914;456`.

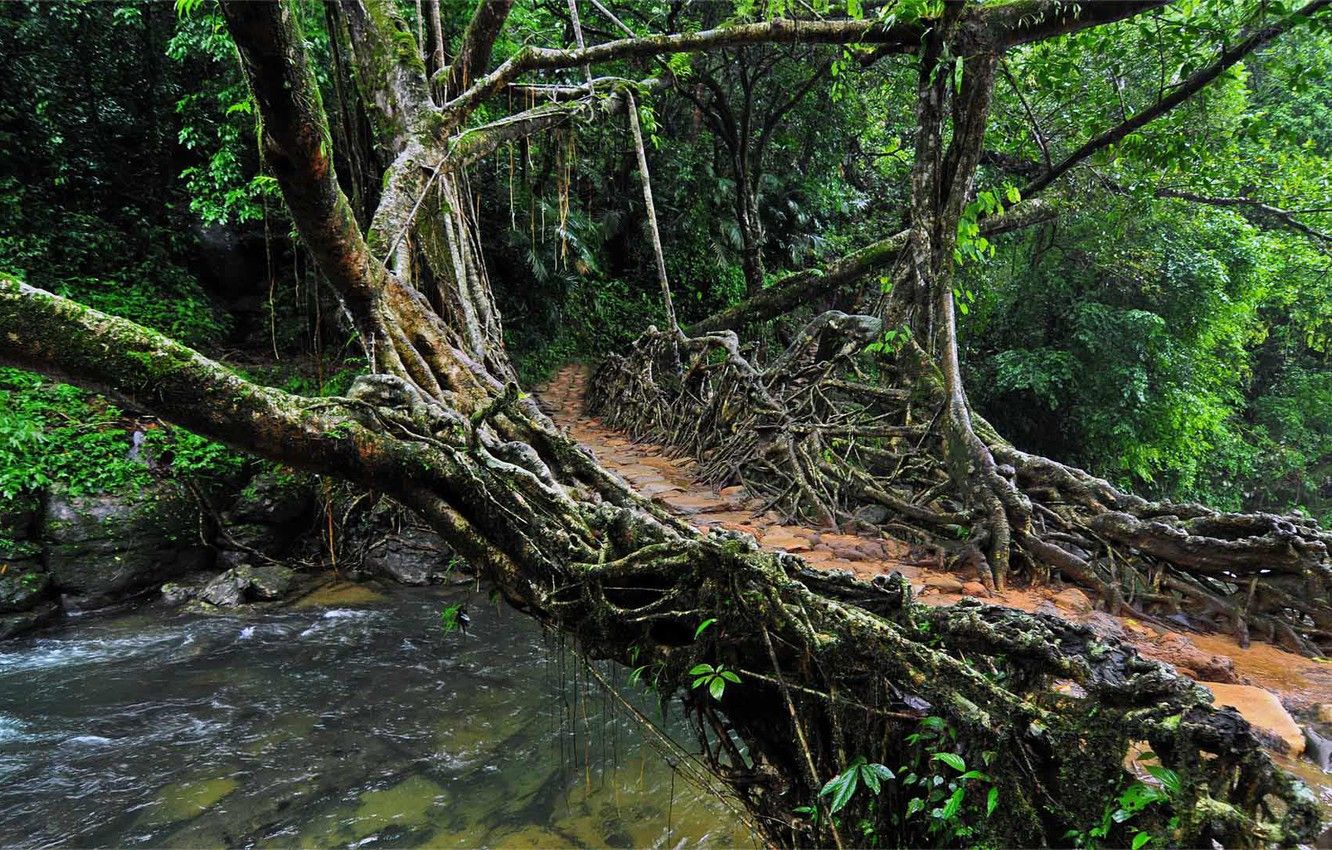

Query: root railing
589;315;1332;657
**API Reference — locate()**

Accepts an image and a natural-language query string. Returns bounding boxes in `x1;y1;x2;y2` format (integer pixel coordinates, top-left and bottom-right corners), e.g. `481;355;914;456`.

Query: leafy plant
688;662;741;701
819;755;896;814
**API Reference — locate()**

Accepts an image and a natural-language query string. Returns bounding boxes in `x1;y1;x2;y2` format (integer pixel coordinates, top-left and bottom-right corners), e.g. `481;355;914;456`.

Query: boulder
0;569;51;613
0;492;40;563
1147;634;1238;684
1083;611;1126;641
1052;587;1094;614
960;580;990;598
0;602;59;640
1305;727;1332;771
922;573;965;594
226;472;313;526
199;565;295;607
363;527;453;585
1202;682;1305;756
217;472;316;567
43;484;212;607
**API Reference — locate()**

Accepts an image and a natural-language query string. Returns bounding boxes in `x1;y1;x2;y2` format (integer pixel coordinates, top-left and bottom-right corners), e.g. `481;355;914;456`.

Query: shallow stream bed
0;581;755;848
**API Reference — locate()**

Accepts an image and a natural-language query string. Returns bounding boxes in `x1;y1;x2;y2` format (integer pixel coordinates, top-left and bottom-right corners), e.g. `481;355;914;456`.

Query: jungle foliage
3;0;1328;518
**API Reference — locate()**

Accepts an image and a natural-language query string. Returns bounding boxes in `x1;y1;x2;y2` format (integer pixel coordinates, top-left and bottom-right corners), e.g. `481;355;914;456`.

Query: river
0;580;757;848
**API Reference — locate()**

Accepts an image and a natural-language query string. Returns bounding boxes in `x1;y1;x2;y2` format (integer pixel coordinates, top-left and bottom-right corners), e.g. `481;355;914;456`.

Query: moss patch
291;580;386;609
142;776;239;826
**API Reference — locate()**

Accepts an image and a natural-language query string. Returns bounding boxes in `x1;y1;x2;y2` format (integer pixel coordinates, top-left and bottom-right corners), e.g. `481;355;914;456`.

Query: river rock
43;484;211;607
1317;703;1332;725
0;602;58;639
0;569;51;613
199;565;295;607
363;526;453;585
1202;682;1305;756
1305;727;1332;771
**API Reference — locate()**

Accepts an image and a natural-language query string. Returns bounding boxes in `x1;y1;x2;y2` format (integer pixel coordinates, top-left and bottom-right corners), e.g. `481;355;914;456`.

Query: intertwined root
565;537;1320;848
589;316;1332;656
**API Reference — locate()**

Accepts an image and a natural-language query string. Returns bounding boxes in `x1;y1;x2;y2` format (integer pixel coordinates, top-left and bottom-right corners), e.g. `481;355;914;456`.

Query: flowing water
0;581;757;849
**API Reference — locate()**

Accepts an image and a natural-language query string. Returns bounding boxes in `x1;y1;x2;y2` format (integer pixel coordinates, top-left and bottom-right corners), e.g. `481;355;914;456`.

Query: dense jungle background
1;0;1332;847
2;2;1330;520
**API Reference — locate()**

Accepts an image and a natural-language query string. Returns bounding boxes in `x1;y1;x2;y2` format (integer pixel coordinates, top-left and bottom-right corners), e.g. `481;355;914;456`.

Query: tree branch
1022;0;1332;197
687;199;1054;335
436;17;925;131
222;0;387;326
442;0;516;99
1154;188;1332;246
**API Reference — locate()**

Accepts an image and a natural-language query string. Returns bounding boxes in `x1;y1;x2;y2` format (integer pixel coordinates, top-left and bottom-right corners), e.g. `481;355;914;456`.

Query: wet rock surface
362;525;453;585
43;484;211;608
197;565;296;608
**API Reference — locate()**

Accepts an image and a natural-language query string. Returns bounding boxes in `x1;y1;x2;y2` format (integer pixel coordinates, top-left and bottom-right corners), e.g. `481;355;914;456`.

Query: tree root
588;319;1332;657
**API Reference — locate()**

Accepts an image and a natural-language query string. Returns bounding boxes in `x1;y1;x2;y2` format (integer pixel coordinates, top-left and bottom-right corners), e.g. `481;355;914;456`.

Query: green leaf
828;770;859;813
708;676;726;701
1006;186;1021;205
860;764;881;795
986;786;999;817
693;618;717;639
688;663;713;676
719;670;741;683
1131;831;1153;850
941;786;965;820
864;763;895;783
933;753;966;773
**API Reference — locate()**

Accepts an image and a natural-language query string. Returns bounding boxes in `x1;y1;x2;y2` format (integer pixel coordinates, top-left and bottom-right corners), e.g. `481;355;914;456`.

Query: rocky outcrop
215;471;315;569
0;493;57;637
361;525;453;585
43;483;211;608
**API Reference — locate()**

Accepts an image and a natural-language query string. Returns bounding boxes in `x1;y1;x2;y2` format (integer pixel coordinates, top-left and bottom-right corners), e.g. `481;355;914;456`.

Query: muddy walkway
538;364;1332;799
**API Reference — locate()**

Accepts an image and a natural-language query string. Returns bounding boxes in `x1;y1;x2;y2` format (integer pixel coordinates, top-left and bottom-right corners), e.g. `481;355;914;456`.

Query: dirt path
538;365;1331;776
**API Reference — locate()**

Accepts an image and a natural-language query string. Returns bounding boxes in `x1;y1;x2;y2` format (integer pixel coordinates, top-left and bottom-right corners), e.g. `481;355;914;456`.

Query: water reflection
0;581;756;848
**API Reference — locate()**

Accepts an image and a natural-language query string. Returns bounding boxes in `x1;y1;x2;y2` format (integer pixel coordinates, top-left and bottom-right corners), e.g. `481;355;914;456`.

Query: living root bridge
571;531;1322;847
589;319;1332;657
0;278;1321;847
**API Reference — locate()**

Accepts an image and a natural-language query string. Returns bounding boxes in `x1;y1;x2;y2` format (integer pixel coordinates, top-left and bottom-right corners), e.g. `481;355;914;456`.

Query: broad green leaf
708;676;725;701
933;752;966;773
